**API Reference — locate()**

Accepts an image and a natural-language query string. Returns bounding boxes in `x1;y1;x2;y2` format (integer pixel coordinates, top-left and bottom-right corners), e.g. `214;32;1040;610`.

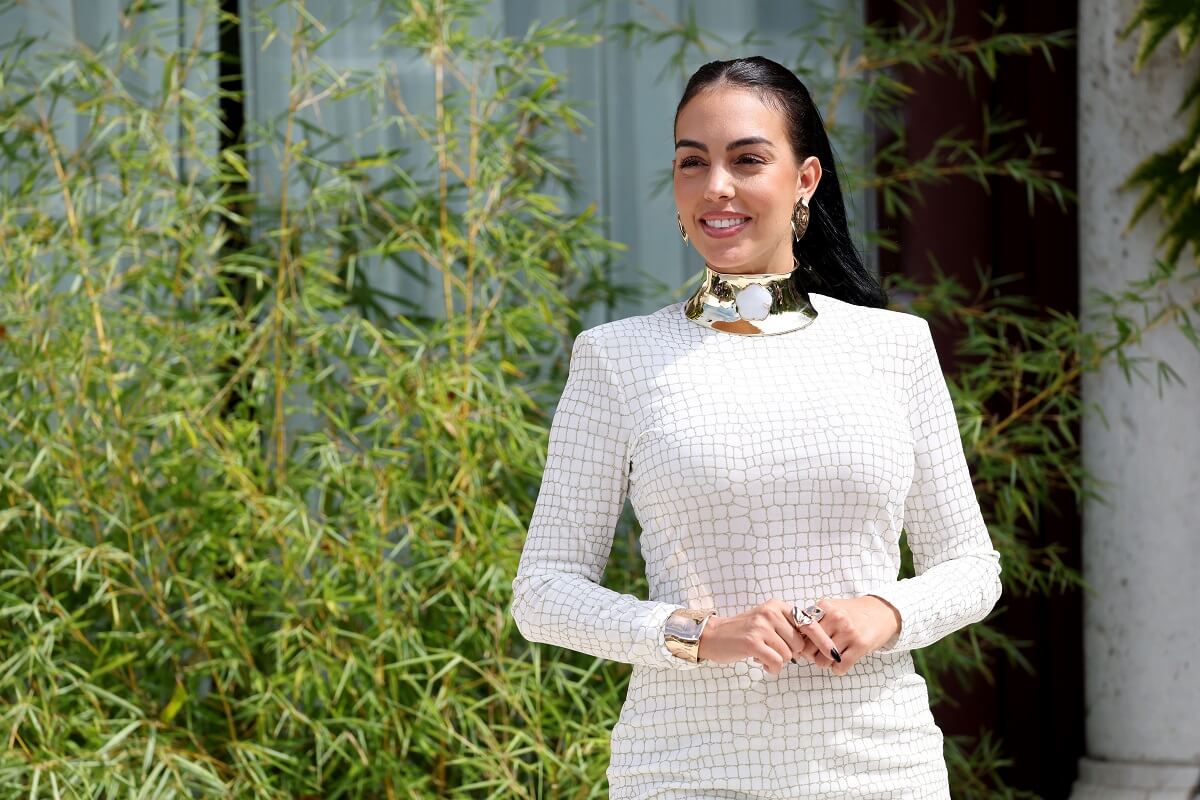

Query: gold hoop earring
677;213;689;246
791;196;810;242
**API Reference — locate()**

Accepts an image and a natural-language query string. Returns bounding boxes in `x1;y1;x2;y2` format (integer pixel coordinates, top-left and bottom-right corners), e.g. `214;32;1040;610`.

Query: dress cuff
865;588;913;653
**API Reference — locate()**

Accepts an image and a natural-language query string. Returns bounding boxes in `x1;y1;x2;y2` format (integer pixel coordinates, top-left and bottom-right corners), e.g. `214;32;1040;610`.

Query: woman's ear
796;155;822;201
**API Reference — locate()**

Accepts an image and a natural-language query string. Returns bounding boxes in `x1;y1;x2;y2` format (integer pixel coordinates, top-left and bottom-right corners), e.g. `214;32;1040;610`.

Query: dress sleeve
867;318;1003;654
509;329;704;670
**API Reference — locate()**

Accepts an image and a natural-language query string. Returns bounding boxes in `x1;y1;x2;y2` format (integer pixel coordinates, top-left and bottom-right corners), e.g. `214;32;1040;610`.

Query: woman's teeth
703;217;749;229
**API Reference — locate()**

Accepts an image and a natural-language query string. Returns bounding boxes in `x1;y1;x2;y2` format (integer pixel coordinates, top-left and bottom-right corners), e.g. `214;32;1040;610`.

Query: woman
510;56;1002;799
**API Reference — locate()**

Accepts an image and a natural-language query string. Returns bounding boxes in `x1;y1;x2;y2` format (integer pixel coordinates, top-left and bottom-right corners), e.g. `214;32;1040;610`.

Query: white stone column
1073;0;1200;797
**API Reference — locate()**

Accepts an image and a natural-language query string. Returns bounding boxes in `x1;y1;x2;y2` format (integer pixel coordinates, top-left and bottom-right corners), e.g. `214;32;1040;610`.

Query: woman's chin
698;250;759;274
697;244;741;263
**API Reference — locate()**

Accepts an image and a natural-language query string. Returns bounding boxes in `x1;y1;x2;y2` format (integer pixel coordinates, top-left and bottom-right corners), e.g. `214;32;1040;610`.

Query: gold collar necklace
682;261;818;336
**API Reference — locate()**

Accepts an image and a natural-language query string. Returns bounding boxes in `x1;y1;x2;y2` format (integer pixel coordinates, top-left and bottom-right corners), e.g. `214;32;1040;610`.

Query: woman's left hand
794;595;901;676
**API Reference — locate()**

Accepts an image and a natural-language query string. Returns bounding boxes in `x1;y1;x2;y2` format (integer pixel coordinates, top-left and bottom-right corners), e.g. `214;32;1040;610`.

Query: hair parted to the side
675;56;888;309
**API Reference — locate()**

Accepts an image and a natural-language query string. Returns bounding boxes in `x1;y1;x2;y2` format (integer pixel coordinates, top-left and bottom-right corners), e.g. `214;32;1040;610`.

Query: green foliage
1122;0;1200;69
1121;0;1200;266
0;0;618;796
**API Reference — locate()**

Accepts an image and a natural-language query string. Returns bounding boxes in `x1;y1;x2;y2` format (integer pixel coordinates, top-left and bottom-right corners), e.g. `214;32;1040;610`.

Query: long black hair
675;56;888;309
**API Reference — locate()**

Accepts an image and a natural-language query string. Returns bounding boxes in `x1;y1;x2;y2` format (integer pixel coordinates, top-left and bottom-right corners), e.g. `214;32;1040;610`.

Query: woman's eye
677;154;763;169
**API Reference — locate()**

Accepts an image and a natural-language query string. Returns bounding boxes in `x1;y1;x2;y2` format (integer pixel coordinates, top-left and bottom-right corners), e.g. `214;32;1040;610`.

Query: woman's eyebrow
674;136;775;152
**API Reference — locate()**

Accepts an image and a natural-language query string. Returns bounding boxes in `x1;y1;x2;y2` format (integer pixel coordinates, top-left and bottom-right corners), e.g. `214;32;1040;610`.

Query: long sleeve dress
509;292;1003;800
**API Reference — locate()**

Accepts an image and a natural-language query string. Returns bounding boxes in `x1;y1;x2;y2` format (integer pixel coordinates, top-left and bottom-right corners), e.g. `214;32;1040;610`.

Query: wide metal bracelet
664;608;717;662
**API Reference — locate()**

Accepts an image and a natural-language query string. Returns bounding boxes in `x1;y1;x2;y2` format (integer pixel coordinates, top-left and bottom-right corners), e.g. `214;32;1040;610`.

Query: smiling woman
510;56;1002;800
674;95;815;272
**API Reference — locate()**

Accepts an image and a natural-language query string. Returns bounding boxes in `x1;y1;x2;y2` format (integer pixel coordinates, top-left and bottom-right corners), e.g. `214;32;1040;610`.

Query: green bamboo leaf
221;148;252;182
22;447;48;484
159;680;188;724
0;507;21;534
97;720;142;757
90;651;137;680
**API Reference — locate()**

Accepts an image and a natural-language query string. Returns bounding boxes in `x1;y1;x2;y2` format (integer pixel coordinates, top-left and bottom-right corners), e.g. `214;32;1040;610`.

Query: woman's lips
700;216;750;238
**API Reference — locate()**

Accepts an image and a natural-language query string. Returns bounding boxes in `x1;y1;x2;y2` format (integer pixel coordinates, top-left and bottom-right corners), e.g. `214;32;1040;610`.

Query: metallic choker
682;262;818;336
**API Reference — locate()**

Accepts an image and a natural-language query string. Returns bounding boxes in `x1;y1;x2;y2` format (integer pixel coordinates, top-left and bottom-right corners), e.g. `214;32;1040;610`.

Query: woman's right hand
696;598;840;675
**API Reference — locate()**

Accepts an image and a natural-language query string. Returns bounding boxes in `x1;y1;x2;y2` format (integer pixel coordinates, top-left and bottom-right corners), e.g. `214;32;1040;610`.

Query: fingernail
830;648;841;663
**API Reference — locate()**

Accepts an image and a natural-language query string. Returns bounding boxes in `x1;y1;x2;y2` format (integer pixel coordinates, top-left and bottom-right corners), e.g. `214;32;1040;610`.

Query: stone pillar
1073;0;1200;797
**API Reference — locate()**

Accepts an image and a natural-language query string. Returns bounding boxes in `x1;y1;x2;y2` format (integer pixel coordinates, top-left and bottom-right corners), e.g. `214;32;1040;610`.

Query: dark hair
674;56;888;309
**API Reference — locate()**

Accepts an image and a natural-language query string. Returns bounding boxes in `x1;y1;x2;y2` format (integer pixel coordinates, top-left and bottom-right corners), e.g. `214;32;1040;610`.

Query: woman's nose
703;164;734;201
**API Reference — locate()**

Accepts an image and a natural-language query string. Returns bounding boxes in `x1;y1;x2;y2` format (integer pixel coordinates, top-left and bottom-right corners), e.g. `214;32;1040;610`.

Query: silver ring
791;603;825;629
790;605;812;628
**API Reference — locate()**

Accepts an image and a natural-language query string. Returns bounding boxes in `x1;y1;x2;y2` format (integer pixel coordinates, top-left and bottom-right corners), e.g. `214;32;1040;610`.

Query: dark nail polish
830;648;841;663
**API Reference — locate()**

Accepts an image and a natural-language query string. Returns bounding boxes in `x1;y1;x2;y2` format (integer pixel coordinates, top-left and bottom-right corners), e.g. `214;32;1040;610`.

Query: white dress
510;292;1003;799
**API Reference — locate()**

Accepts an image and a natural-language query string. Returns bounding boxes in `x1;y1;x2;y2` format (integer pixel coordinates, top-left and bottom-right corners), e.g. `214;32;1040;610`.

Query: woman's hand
695;598;841;675
793;595;902;676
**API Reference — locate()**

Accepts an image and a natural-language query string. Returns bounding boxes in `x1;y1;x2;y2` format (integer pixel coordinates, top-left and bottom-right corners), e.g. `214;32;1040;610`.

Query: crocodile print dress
510;292;1003;799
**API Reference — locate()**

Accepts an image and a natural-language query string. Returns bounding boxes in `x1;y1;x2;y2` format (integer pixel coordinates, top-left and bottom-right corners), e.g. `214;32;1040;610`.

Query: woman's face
673;85;820;275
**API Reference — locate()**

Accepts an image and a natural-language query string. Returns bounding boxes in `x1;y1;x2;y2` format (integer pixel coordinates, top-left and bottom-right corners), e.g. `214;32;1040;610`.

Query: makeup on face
672;87;806;275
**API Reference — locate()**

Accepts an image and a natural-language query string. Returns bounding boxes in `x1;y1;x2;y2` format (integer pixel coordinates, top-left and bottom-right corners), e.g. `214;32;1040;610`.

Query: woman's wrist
865;594;902;642
695;613;721;661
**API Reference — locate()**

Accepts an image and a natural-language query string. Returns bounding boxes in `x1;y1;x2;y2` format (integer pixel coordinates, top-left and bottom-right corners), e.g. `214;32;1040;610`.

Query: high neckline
682;262;819;336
